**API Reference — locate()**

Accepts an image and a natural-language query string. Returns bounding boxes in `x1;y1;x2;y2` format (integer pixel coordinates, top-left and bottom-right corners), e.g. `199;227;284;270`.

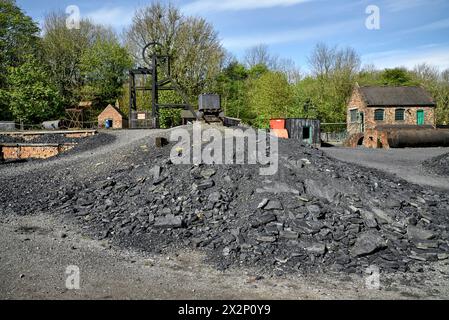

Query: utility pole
152;53;159;129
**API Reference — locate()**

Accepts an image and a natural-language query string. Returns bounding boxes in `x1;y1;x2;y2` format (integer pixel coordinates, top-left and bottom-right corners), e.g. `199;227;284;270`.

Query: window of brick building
350;109;358;122
395;109;405;121
374;109;384;121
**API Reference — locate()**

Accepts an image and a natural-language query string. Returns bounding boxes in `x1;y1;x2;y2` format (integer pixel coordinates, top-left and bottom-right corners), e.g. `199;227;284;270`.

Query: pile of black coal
423;152;449;177
1;133;448;276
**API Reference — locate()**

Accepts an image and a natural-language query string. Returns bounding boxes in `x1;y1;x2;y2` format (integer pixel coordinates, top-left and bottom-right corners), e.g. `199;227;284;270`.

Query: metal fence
129;111;156;129
320;123;348;143
0;120;99;131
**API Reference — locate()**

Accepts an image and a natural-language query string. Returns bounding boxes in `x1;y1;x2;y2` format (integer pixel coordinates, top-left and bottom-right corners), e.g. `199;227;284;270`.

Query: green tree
7;55;63;123
293;76;344;123
41;12;115;106
215;61;248;119
381;68;416;86
125;1;225;104
247;71;294;128
433;82;449;125
0;0;40;119
248;63;269;79
80;38;133;106
159;90;183;128
300;43;361;124
292;77;319;119
412;64;449;125
357;65;382;86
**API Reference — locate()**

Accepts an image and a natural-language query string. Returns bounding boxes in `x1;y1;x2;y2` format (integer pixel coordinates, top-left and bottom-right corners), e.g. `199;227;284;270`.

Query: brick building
98;105;128;129
346;84;436;147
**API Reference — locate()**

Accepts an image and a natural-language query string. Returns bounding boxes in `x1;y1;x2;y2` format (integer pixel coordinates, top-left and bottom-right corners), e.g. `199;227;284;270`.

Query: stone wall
363;106;435;130
347;87;366;136
1;144;75;160
362;129;390;149
343;132;364;147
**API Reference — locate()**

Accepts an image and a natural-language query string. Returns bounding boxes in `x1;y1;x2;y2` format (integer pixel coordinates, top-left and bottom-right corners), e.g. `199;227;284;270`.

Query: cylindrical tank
387;129;449;148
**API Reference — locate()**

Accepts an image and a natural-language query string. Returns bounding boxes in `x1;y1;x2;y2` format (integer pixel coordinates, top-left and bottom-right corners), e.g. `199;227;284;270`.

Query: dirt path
1;213;448;300
322;147;449;191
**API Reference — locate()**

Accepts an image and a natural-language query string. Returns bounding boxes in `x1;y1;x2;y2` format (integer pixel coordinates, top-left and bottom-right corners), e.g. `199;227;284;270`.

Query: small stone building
98;105;128;129
346;85;436;148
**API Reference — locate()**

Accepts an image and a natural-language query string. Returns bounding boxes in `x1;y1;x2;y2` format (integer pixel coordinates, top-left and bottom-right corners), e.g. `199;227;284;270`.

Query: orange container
271;129;289;139
270;119;285;129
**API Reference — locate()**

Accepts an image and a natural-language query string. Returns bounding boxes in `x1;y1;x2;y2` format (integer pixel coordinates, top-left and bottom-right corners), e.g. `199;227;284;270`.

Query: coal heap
423;152;449;177
1;132;448;276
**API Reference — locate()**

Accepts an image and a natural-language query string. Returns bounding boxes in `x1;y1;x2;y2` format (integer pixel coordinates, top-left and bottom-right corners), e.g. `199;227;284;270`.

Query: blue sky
16;0;449;72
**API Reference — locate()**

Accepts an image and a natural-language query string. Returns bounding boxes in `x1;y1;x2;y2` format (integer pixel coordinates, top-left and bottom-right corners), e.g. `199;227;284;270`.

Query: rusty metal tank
387;129;449;148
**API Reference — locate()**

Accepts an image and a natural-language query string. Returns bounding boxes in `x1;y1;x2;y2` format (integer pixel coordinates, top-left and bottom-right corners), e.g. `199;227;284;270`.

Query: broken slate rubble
1;133;449;276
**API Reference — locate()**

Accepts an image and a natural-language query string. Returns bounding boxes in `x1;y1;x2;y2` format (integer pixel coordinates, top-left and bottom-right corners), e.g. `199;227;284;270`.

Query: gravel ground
322;147;449;191
1;127;449;299
1;213;448;300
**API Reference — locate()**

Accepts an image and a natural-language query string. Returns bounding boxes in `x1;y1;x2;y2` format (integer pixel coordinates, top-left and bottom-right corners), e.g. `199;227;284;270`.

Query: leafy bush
7;56;63;123
159;109;182;128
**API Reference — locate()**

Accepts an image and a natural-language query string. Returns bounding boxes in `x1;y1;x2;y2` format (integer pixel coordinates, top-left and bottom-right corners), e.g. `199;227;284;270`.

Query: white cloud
362;46;449;70
85;7;134;28
182;0;311;14
385;0;443;12
222;19;359;49
399;18;449;34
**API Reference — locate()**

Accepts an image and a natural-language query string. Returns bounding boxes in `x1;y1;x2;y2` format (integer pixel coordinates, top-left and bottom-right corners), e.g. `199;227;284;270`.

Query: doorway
359;112;365;132
302;126;312;144
105;119;113;129
417;110;425;125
